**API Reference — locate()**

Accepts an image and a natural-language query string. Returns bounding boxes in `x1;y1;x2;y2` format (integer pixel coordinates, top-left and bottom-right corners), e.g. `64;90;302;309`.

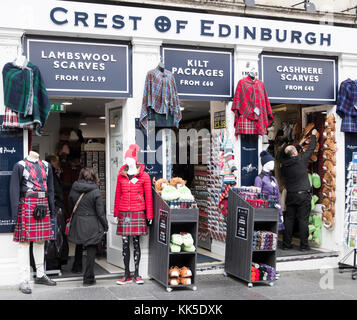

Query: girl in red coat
114;144;153;285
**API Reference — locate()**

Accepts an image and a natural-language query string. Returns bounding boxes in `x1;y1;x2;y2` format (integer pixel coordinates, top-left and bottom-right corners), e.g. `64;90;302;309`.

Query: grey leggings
122;236;141;278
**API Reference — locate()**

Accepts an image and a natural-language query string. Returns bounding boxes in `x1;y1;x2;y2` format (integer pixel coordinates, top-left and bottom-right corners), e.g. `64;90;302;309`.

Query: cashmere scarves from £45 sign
2;62;51;136
231;76;273;136
139;67;182;130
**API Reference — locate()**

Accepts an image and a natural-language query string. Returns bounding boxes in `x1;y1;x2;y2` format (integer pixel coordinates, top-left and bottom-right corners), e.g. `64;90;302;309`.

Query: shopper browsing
67;168;108;286
281;129;317;251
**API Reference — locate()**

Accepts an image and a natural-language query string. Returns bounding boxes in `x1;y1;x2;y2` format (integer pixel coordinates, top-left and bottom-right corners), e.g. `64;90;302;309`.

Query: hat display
125;144;140;161
260;150;274;167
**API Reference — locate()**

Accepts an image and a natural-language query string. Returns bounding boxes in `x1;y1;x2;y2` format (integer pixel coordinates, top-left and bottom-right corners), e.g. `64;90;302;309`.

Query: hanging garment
336;78;357;133
139;67;182;130
2;62;51;136
231;76;273;136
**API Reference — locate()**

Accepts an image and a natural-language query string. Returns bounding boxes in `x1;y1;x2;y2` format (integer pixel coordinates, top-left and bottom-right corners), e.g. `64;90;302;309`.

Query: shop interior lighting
79;122;87;126
99;116;106;120
62;101;73;105
243;0;255;7
292;0;316;13
272;106;287;112
180;107;185;111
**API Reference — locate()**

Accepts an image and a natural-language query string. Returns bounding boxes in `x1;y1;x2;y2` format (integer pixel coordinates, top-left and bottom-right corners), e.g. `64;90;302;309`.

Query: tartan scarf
2;62;51;136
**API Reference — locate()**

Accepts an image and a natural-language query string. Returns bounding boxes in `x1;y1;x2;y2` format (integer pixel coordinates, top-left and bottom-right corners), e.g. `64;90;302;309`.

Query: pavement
0;268;357;300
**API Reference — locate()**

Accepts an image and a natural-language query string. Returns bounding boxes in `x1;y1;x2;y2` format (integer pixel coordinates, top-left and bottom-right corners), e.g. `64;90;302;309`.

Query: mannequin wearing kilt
114;144;153;285
10;151;57;294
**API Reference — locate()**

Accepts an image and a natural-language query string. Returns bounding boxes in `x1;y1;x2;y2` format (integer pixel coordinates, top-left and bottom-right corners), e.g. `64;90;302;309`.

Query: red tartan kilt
117;211;147;236
13;197;53;242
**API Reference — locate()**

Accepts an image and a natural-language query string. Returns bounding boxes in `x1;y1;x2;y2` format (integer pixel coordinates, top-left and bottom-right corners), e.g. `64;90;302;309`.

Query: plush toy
177;185;195;201
322;210;334;229
321;197;331;210
311;195;319;211
155;178;169;194
323;171;336;189
323;149;336;165
323;139;337;152
308;215;322;245
303;123;315;136
325;115;336;131
323;160;336;177
310;153;318;162
321;186;336;203
314;143;320;153
161;185;180;201
169;177;186;188
323;127;336;142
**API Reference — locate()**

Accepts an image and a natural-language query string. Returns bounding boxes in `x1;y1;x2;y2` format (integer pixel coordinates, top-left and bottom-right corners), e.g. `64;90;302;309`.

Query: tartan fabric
139;67;182;130
231;76;273;136
116;211;147;236
13;197;53;242
2;62;51;136
336;78;357;132
19;159;48;192
2;107;34;130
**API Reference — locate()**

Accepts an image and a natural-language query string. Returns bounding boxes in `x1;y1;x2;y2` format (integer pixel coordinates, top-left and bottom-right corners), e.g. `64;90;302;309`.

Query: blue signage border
161;44;234;101
24;35;132;98
259;52;338;105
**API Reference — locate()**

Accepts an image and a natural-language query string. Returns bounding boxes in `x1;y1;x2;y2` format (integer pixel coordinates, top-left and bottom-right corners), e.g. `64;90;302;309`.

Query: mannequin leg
122;236;131;279
18;242;31;283
33;241;56;286
133;236;141;278
18;242;32;294
132;236;143;284
32;241;45;278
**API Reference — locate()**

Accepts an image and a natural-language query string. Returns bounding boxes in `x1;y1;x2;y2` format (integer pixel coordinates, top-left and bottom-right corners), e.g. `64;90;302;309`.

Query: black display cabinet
148;188;199;292
224;188;279;287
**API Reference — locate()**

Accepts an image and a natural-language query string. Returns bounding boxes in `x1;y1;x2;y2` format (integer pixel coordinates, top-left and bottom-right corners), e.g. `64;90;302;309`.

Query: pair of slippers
308;173;321;189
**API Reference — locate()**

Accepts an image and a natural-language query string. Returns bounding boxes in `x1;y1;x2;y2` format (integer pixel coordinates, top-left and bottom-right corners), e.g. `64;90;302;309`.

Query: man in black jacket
281;129;317;251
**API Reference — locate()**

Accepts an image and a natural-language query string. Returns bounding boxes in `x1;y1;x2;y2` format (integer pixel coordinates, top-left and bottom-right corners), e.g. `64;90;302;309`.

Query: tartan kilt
13;197;53;242
117;211;147;236
236;115;257;135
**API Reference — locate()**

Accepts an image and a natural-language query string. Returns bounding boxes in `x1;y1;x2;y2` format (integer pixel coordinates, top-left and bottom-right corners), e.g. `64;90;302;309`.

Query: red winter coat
113;163;153;219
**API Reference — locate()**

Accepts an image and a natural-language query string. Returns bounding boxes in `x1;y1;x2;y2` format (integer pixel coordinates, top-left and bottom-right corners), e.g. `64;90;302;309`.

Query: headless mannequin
17;151;54;293
122;156;152;281
13;50;28;69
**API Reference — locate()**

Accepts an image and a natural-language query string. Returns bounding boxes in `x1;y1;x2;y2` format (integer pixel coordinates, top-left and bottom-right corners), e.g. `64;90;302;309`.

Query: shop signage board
158;209;168;245
236;207;248;240
240;134;258;187
162;46;233;100
0;117;23;233
26;36;132;98
214;111;226;129
260;53;337;104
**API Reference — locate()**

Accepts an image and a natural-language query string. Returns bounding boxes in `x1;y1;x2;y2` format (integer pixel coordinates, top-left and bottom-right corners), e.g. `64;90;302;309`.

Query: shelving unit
148;188;199;292
224;188;279;287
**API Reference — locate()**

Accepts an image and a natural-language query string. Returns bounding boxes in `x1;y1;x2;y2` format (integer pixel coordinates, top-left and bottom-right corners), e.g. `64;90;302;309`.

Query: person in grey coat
68;167;108;285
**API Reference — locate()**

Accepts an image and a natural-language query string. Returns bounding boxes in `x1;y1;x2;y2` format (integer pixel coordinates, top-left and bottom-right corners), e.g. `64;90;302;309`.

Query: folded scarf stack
251;263;276;281
252;231;277;250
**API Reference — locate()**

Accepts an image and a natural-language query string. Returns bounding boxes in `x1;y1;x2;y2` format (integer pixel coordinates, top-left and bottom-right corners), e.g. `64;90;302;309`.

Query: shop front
0;0;357;287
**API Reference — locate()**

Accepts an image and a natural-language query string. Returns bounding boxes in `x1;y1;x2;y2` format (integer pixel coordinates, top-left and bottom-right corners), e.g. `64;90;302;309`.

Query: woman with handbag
67;167;108;286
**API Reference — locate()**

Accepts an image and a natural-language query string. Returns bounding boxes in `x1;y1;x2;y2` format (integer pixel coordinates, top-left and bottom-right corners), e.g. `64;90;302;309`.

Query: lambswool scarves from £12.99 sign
2;62;51;136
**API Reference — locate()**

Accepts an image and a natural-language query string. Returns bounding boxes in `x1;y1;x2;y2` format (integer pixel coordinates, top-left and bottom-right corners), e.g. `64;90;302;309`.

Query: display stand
224;188;279;287
148;188;199;292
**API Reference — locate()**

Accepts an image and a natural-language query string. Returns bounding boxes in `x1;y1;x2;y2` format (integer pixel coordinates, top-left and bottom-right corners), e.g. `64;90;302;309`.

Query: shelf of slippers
149;188;199;292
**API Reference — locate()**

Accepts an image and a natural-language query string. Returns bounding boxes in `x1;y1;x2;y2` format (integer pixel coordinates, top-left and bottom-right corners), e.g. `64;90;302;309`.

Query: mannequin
254;151;284;230
114;144;153;285
10;151;57;294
